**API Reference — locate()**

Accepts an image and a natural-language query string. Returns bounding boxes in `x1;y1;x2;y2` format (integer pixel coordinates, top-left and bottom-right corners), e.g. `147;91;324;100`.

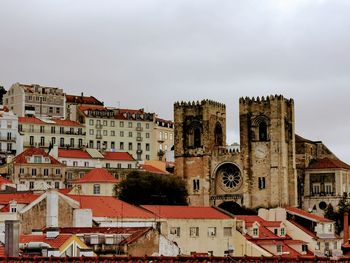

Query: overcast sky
1;0;350;162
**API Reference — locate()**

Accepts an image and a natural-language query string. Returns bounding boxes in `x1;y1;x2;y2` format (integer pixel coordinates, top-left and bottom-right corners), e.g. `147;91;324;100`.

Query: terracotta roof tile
0;193;39;205
74;168;118;184
19;117;82;127
58;149;92;159
68;195;154;219
286;207;333;223
235;215;282;227
103;152;135;161
307;157;350;170
66;94;103;105
140;164;168;174
0;176;12;185
142;205;231;219
0;245;5;257
13;148;62;165
20;234;72;248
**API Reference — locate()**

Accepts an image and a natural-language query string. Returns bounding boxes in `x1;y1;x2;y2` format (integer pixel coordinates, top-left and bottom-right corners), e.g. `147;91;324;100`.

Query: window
67;172;72;180
40;137;45;146
54;182;60;189
316;242;320;250
103;130;107;136
60;127;64;134
170;227;180;237
274;229;278;235
84;161;89;167
280;228;286;236
89;140;94;148
89;119;94;126
276;244;282;254
207;227;216;237
120;121;124;127
19;168;24;175
73;161;78;167
56;107;60;114
60;138;65;147
252;227;259;237
120;131;124;137
190;227;199;237
70;138;74;147
111;141;115;149
302;244;308;252
78;139;83;148
223;227;232;237
111;130;115;136
128;142;133;150
51;137;56;146
146;143;150;151
258;177;266;189
40;126;45;133
79;172;85;178
120;142;124;150
30;136;34;146
32;169;37;176
146;133;150;138
29;181;34;189
89;129;94;135
29;125;34;132
55;169;61;175
334;241;338;250
170;133;173;140
146;154;150;160
103;120;107;126
106;163;110;168
312;183;321;195
128;132;132;137
93;184;100;195
7;143;12;151
159;132;163;140
128;122;132;128
51;126;56;134
111;121;115;127
193;127;201;147
10;206;17;213
146;123;149;129
117;163;122;169
43;169;49;176
325;183;333;194
259;121;268;141
193;179;200;192
127;164;132;169
164;132;168;140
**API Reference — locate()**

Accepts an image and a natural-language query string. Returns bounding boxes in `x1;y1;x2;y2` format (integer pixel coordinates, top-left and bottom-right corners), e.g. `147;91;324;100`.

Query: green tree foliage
0;86;6;104
117;171;188;205
324;193;350;234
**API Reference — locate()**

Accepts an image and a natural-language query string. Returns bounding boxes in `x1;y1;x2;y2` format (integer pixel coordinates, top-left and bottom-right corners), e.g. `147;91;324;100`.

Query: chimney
46;190;58;229
5;220;19;257
344;212;349;245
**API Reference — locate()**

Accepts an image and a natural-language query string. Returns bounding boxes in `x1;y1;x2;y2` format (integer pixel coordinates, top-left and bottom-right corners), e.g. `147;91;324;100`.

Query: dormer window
10;201;17;213
252;227;259;237
280;227;286;236
33;156;42;163
276;244;282;254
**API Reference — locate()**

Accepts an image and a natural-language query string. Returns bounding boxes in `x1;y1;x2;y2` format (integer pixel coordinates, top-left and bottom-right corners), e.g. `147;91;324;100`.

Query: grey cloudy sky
1;0;350;161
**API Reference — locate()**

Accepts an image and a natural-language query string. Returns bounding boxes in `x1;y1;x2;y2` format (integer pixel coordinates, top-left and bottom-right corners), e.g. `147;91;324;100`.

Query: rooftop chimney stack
5;220;19;257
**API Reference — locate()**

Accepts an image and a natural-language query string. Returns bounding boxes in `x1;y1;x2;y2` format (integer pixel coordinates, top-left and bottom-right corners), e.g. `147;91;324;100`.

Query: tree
116;171;188;205
0;86;6;104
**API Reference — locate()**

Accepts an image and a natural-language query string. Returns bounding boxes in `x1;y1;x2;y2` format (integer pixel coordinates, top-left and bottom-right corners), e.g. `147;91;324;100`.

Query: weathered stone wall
127;229;159;256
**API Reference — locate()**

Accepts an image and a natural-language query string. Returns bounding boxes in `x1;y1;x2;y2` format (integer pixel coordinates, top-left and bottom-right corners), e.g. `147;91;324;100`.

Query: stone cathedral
174;95;297;209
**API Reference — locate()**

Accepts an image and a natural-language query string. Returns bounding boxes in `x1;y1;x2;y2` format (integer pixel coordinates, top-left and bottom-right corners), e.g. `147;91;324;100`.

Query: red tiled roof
286;207;333;223
79;105;107;112
287;219;318;239
68;195;154;219
235;215;282;227
0;245;5;257
0;193;39;205
66;94;103;105
140;164;168;174
58;149;91;159
103;152;135;161
19;117;82;127
307;157;350;170
59;226;151;234
74;168;118;184
13;148;62;165
0;176;12;185
142;205;231;219
20;234;72;249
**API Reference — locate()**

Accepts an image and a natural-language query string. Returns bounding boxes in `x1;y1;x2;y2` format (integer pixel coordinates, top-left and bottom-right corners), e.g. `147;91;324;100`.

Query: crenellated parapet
174;99;226;110
239;95;294;105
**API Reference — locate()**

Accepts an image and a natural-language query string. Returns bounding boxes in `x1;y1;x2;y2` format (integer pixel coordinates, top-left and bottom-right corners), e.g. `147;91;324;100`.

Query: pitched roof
78;105;107;113
13;148;62;165
58;149;91;159
74;168;118;184
103;152;135;161
307;157;350;170
67;195;154;219
142;205;231;219
235;215;282;227
20;234;72;249
0;193;39;205
295;134;317;144
65;94;103;105
286;207;333;223
0;176;12;185
18;116;82;127
140;164;168;174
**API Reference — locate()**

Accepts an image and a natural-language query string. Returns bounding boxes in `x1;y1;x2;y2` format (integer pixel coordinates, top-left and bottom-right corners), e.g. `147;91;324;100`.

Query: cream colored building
77;106;156;161
4;83;66;118
152;118;174;161
70;167;118;196
18;116;85;150
10;147;66;191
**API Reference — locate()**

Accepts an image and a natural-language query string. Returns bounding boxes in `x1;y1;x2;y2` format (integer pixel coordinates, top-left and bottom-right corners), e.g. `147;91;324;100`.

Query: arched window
259;121;268;141
193;127;201;147
214;123;223;146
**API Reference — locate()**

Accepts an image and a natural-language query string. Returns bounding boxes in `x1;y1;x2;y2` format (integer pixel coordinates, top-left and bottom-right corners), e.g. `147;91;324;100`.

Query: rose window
216;163;242;191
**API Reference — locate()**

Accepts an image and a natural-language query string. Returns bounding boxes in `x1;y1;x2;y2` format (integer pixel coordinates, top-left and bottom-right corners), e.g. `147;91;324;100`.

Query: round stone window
216;163;242;192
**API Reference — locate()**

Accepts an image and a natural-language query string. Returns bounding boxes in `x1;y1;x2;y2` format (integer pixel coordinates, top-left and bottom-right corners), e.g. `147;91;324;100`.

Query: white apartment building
153;118;174;161
0;106;23;163
18;116;85;150
4;83;66;118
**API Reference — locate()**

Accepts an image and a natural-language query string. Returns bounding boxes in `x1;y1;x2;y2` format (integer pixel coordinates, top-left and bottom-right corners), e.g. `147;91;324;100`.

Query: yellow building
152;118;174;161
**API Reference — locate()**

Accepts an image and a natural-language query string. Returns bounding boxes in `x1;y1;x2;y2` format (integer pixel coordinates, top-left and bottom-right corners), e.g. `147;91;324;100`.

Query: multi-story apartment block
65;93;103;122
3;83;65;118
153;118;174;161
77;106;156;161
18;116;85;150
0;106;23;163
9;147;66;191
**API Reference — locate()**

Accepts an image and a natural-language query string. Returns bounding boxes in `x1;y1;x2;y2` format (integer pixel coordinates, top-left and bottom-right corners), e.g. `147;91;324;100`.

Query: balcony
136;127;143;131
95;124;103;129
0;136;16;142
96;134;102;139
136;137;143;142
136;149;143;154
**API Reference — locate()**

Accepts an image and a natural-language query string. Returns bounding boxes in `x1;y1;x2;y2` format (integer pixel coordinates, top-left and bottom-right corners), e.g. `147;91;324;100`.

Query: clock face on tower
255;144;268;159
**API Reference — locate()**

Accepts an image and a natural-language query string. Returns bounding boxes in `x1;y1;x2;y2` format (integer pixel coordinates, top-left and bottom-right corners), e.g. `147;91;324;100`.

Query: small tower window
193;127;201;147
259;121;268;141
214;123;223;146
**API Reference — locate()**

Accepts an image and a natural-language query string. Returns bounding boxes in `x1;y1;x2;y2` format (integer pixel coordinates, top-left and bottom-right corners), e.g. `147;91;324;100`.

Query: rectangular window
43;169;49;176
29;181;34;189
29;125;34;132
146;132;150;138
34;156;42;163
128;122;132;128
316;242;320;250
103;130;107;136
170;227;180;237
73;161;78;166
325;183;333;194
89;119;94;126
120;121;124;127
56;107;60;114
193;179;200;192
55;169;61;175
207;227;216;237
93;184;100;195
54;182;60;189
252;228;258;236
189;227;199;237
146;154;150;160
223;227;232;237
117;163;122;169
120;131;124;137
60;138;65;147
111;141;115;149
89;129;94;135
170;133;173;140
32;169;37;176
111;130;115;136
165;132;168;140
40;136;45;146
127;164;132;169
146;123;149;129
302;244;308;252
334;241;337;250
78;139;83;148
30;136;34;146
258;177;266;189
7;143;12;151
106;163;110;168
40;126;45;133
103;120;107;126
128;131;132;137
60;127;64;134
276;244;282;254
128;142;133;150
312;184;321;195
280;228;286;236
51;137;56;146
51;126;56;134
110;121;115;127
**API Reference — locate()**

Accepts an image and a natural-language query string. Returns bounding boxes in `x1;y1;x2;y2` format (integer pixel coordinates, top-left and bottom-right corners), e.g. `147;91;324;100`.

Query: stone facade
174;96;297;209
